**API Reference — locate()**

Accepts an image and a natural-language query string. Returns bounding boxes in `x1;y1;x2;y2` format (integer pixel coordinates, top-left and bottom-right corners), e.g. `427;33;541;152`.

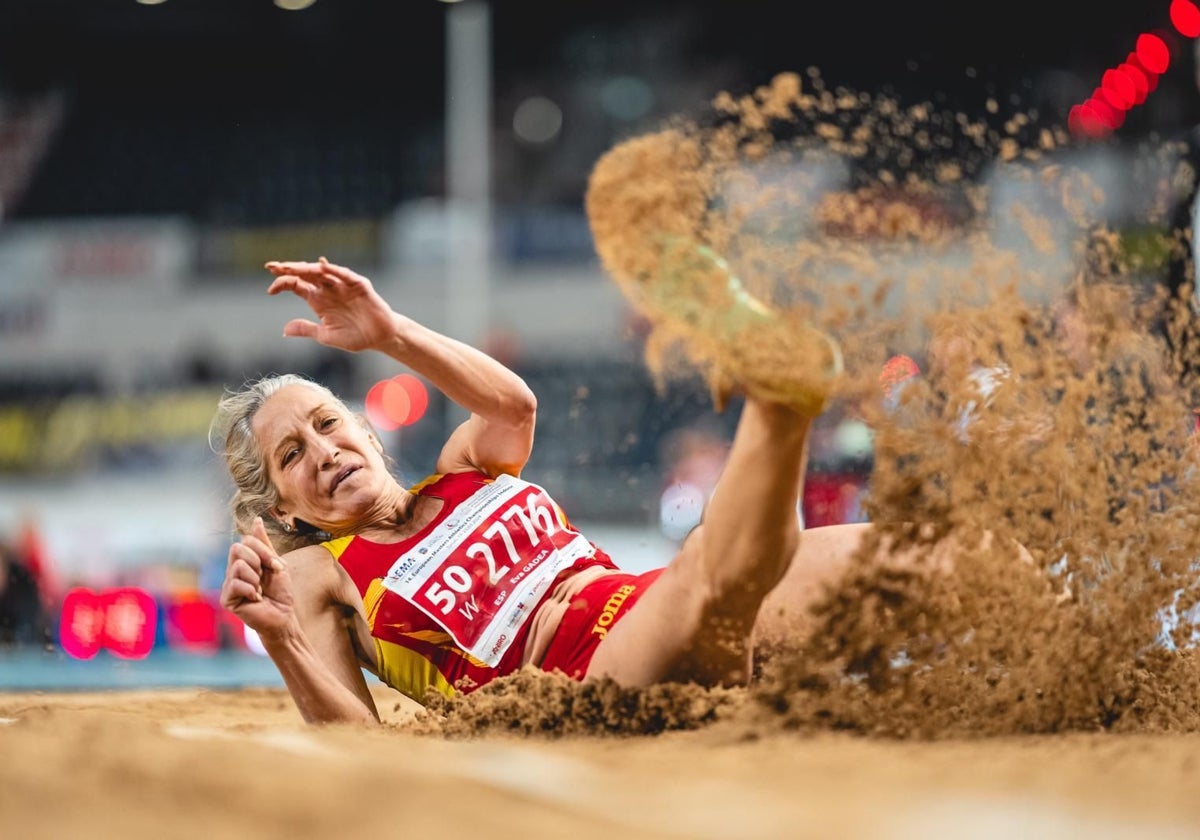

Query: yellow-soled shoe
631;237;843;417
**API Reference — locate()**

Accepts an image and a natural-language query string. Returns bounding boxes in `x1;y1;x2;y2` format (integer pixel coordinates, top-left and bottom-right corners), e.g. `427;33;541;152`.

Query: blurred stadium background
0;0;1197;685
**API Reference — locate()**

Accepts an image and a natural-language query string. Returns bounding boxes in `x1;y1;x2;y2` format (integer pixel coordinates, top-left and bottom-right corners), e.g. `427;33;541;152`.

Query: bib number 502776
422;491;562;616
384;474;595;666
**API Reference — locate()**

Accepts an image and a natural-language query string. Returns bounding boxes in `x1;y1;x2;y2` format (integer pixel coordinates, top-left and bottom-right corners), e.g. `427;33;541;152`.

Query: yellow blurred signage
0;389;221;471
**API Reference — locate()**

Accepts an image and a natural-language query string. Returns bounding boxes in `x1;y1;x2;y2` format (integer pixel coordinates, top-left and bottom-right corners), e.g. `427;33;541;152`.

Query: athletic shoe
633;236;843;416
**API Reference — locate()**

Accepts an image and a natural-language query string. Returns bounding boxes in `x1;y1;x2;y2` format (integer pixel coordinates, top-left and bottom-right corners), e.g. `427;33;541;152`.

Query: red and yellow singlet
322;470;620;703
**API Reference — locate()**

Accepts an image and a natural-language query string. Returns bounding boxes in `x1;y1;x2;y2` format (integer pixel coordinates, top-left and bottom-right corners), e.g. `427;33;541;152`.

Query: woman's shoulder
281;543;342;577
282;542;361;599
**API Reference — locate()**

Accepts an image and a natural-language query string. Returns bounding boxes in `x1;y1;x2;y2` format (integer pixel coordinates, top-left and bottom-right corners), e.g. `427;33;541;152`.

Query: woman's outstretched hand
220;517;295;638
265;256;397;353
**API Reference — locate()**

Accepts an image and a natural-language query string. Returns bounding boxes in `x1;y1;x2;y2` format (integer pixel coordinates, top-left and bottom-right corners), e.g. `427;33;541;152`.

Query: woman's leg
586;398;813;686
587;494;999;687
753;522;1033;651
583;235;845;687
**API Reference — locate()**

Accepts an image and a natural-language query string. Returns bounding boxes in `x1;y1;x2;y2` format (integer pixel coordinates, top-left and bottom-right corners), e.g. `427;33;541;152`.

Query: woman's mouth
331;465;359;492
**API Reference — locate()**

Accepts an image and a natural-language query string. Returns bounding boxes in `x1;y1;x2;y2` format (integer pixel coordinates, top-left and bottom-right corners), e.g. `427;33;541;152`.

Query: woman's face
252;383;392;534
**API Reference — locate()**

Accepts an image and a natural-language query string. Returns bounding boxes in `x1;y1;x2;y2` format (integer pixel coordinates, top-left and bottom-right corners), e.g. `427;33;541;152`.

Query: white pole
445;0;492;424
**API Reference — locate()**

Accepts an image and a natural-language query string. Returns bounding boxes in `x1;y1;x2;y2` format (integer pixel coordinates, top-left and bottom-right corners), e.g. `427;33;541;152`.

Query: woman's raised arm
264;257;537;478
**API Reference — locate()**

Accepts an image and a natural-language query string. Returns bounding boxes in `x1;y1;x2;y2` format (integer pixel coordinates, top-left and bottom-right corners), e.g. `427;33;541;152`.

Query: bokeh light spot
365;379;402;432
1118;62;1150;105
513;96;563;145
394;374;430;426
380;379;412;428
1135;33;1170;75
599;76;655;121
1171;0;1200;37
1101;69;1135;111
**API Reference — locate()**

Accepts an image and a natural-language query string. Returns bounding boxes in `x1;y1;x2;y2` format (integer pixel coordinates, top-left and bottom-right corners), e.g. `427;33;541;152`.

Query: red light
101;588;157;660
1101;69;1135;110
394;374;429;426
365;375;430;429
1118;62;1150;105
380;379;411;428
365;379;402;431
1095;86;1128;115
59;588;104;660
1077;102;1112;138
1126;51;1161;91
1171;0;1200;37
1068;104;1083;135
60;587;157;660
1135;33;1171;75
1088;95;1122;129
166;592;219;654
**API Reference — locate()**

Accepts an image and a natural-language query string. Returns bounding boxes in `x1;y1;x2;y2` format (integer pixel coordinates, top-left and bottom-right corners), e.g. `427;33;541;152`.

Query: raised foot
634;237;843;416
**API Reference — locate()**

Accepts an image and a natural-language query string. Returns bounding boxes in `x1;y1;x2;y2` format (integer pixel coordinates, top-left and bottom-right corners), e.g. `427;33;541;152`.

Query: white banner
0;218;193;294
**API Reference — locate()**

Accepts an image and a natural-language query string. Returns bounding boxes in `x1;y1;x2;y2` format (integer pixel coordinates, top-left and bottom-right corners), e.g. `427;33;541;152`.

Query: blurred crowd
0;519;55;647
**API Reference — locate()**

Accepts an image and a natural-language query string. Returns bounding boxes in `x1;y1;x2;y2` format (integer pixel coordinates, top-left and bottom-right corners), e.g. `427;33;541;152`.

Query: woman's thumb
283;319;319;339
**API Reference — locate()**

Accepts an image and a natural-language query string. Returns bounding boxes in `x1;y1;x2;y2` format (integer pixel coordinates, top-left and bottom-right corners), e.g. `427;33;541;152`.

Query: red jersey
322;470;617;704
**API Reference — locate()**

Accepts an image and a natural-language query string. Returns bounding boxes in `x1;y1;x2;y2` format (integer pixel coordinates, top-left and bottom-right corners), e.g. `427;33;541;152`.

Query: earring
280;521;294;534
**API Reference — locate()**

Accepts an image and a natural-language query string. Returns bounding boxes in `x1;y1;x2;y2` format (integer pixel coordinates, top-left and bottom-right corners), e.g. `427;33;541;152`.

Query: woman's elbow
511;384;538;427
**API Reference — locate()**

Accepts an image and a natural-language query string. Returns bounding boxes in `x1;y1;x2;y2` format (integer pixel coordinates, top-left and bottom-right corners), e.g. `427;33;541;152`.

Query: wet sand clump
414;669;741;738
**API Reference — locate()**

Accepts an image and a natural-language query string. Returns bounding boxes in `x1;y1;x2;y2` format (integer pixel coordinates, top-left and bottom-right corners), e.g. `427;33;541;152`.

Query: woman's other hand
219;516;295;638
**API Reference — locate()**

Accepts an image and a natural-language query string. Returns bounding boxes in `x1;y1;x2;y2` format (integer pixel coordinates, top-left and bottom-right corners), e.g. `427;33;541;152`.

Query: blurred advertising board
0;218;192;292
59;586;255;660
0;387;221;473
197;219;382;274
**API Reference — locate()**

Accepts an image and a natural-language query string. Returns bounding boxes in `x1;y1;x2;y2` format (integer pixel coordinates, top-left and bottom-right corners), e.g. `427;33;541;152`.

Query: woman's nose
314;438;341;464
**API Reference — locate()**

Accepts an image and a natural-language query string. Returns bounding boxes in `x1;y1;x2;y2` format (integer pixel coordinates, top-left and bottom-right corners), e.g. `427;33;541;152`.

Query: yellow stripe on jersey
376;625;492;669
361;579;388;628
375;638;457;702
381;628;489;667
408;474;443;494
393;628;455;646
322;535;355;559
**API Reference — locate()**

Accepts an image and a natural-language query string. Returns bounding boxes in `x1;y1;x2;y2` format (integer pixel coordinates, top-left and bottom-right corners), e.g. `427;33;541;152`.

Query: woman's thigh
754;522;1020;650
584;527;754;688
583;522;868;687
583;521;971;687
754;522;877;648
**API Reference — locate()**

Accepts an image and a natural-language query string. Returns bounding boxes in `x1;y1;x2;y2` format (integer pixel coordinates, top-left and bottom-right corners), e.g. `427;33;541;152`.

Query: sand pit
1;686;1198;839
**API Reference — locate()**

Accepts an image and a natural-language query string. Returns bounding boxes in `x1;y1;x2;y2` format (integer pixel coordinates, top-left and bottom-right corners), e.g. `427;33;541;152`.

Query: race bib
381;474;595;666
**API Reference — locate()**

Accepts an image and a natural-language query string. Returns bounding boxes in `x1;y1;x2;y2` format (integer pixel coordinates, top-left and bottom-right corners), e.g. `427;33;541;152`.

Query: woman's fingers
267;259;348;288
267;257;365;291
221;555;264;608
221;575;262;607
227;541;263;575
241;528;285;573
282;318;320;340
226;552;264;588
266;275;321;298
265;260;326;277
316;256;367;285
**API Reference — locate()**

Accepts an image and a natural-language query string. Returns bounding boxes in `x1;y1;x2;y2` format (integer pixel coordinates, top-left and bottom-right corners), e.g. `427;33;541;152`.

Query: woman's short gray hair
208;374;342;551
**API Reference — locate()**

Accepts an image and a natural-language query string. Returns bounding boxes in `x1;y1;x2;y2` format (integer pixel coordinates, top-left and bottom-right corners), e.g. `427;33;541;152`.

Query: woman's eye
282;448;299;466
321;417;338;429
